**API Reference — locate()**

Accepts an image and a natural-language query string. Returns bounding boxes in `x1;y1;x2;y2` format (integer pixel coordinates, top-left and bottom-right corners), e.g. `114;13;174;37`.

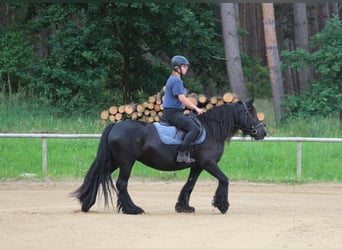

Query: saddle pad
153;122;206;145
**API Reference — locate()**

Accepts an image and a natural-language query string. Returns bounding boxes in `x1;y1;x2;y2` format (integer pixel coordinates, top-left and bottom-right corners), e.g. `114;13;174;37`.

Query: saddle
153;112;206;145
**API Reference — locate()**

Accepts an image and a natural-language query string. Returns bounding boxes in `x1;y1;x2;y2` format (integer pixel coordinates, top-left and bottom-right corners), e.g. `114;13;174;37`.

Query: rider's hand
195;107;204;115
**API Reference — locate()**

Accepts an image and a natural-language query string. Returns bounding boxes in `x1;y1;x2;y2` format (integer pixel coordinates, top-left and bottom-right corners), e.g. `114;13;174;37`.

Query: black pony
72;99;266;214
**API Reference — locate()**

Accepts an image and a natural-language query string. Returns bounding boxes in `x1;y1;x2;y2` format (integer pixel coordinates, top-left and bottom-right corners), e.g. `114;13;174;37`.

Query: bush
281;16;342;118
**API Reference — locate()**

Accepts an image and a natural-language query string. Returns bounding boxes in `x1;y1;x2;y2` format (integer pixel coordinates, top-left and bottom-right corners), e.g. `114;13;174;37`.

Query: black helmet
171;55;190;67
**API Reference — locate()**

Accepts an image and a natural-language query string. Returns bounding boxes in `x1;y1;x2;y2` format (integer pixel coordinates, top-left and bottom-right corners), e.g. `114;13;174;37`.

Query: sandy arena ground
0;178;341;249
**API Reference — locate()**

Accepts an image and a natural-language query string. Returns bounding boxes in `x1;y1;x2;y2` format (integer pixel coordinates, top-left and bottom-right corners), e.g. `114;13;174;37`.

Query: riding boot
177;151;195;163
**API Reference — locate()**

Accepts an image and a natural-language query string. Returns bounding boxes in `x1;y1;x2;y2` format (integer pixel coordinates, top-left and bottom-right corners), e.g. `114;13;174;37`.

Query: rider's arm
178;94;204;114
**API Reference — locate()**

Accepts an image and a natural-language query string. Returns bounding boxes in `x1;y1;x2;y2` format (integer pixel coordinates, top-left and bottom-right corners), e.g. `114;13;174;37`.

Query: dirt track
0;178;341;249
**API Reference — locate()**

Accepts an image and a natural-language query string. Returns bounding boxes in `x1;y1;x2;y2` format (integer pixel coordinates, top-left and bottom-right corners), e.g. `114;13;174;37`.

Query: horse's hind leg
116;164;145;215
175;167;203;213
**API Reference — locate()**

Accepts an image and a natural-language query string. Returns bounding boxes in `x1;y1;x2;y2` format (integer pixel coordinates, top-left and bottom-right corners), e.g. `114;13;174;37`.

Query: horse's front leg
205;162;229;214
175;167;203;213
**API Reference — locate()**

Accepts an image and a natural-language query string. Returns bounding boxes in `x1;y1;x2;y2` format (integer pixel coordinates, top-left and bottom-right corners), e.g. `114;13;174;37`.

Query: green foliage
281;16;342;118
241;53;271;98
28;4;121;114
282;83;341;118
165;4;226;92
13;3;224;111
0;30;33;93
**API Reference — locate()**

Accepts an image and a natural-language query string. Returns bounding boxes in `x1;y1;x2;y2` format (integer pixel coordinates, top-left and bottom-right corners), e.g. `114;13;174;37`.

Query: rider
162;55;204;164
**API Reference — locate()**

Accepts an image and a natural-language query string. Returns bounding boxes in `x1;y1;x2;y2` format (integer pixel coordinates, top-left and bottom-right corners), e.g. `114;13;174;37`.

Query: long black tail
71;122;118;212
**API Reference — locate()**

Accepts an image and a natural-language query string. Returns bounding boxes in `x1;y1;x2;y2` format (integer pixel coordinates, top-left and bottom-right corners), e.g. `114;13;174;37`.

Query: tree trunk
318;3;330;31
239;3;265;62
240;3;247;54
308;4;320;41
122;53;131;104
7;72;12;97
282;35;296;94
293;3;311;93
0;3;10;27
253;4;265;61
330;3;340;17
234;4;243;54
278;9;296;94
262;3;284;125
220;3;247;101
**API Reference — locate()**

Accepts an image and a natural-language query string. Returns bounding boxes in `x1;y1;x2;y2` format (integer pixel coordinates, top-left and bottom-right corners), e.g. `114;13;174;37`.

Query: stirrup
177;151;195;163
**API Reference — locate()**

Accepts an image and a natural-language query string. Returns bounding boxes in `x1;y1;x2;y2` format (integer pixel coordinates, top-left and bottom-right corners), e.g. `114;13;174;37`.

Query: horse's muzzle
252;122;266;140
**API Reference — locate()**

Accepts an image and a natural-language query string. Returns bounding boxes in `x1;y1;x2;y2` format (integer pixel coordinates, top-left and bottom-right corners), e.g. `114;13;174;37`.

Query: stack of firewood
100;88;239;123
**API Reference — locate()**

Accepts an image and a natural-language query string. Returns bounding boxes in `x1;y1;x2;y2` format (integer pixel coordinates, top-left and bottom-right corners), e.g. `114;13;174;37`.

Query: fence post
296;141;302;178
42;137;47;175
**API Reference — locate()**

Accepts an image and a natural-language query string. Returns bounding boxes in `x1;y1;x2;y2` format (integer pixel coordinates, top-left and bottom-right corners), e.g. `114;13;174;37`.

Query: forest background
0;2;341;125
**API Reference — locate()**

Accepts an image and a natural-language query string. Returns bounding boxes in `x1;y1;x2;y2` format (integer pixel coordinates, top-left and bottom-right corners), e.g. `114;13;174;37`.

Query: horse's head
236;99;266;140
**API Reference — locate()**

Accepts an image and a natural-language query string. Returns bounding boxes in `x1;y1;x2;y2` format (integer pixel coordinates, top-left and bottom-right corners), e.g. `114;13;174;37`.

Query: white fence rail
1;133;341;178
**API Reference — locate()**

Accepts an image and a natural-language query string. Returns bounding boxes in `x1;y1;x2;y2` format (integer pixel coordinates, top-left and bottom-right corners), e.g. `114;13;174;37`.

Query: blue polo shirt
163;75;186;109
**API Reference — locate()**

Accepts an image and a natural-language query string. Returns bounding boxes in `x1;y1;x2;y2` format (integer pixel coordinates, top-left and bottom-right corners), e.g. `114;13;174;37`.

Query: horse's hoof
81;204;90;212
122;207;145;215
213;200;229;214
175;203;195;213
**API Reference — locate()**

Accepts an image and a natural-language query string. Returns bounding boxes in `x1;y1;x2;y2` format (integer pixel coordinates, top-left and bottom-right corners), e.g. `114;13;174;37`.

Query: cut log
154;104;161;112
156;92;162;105
257;112;265;121
148;95;156;104
118;105;126;113
198;94;207;105
131;112;138;120
100;110;109;120
232;93;239;102
115;113;123;121
147;116;155;123
210;96;218;105
136;104;145;113
147;102;154;110
108;106;118;115
150;110;157;118
109;115;116;122
124;104;136;115
99;90;262;125
223;92;234;103
183;109;190;115
206;103;214;110
216;99;224;106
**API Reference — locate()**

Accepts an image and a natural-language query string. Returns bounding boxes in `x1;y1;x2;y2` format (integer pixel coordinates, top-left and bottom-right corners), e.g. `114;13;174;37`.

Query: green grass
220;141;342;183
0;98;341;183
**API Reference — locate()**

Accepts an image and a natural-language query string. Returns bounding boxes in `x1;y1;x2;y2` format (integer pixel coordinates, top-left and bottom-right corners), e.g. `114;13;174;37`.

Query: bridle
239;102;264;136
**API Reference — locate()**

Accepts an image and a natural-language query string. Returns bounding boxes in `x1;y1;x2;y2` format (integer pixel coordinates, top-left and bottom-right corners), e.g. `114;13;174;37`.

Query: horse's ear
247;98;254;105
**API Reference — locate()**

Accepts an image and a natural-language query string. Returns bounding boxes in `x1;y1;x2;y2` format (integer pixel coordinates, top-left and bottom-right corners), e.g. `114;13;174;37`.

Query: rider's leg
176;115;200;163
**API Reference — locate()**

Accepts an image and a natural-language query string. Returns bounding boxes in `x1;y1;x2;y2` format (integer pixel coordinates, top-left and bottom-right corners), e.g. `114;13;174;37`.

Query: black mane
198;103;239;142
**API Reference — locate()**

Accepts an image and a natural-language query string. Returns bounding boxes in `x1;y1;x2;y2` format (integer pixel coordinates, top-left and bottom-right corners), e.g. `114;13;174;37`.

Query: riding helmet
171;55;190;67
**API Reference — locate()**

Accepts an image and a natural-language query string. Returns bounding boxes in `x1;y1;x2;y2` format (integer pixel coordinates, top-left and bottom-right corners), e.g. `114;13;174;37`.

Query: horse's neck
200;107;236;141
